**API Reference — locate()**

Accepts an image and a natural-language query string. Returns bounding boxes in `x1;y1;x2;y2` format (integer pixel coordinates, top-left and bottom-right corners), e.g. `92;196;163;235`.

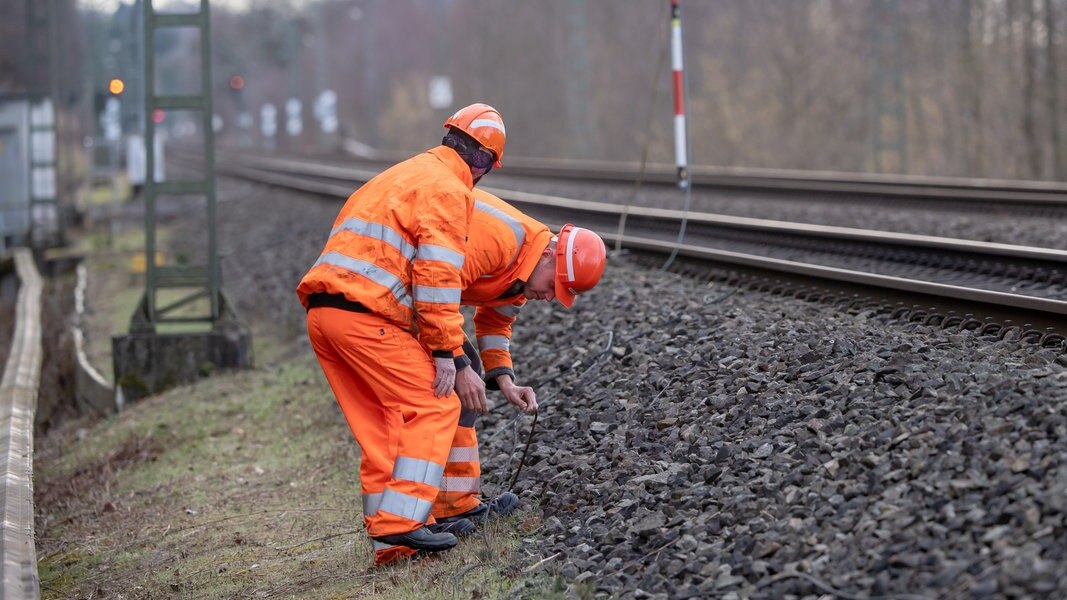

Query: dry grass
35;219;564;599
34;352;549;599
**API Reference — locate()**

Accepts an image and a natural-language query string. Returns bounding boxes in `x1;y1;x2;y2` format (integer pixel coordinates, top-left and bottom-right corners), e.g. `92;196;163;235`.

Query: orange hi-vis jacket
297;146;475;355
458;189;553;386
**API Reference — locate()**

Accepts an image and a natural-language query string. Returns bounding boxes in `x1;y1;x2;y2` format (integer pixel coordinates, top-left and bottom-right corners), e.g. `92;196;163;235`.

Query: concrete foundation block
112;323;252;401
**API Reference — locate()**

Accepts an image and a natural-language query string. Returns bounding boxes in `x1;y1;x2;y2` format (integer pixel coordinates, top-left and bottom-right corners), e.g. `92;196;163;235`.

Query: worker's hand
454;367;489;414
432;356;457;397
498;377;537;414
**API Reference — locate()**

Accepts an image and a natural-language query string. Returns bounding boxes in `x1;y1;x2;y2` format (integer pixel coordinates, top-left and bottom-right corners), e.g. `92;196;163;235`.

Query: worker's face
524;253;557;303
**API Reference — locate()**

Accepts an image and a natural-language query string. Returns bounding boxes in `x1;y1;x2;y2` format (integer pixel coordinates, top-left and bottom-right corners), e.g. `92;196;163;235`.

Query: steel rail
600;233;1067;317
333;143;1067;205
218;155;1067;264
214;156;1067;333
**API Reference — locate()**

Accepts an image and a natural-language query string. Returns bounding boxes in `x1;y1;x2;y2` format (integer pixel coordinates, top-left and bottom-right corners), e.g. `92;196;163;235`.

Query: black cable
504;331;614;491
616;11;671;253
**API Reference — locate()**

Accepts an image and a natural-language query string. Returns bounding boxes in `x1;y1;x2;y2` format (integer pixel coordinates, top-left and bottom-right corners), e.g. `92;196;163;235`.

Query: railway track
28;148;1067;598
338;143;1067;213
212;150;1067;347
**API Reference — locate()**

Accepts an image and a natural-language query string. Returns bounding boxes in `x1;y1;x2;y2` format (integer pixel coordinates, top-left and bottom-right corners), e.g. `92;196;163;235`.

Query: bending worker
296;103;506;566
430;188;607;527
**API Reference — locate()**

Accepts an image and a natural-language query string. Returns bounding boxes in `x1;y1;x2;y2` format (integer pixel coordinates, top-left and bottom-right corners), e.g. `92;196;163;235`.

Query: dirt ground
36;273;78;434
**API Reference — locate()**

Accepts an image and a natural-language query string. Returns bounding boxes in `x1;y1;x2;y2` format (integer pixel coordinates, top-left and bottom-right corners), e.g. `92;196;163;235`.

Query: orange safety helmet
554;224;607;308
444;103;506;168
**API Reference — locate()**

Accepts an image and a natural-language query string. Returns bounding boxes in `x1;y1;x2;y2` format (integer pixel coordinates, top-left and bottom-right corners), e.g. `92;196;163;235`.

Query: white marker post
670;0;690;188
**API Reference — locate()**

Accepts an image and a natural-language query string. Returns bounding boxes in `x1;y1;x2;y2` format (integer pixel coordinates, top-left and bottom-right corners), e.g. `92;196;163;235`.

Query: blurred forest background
2;0;1065;180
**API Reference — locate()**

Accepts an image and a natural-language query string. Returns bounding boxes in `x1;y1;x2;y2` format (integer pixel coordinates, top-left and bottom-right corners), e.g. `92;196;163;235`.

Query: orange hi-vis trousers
306;307;460;564
432;339;484;520
432;422;482;518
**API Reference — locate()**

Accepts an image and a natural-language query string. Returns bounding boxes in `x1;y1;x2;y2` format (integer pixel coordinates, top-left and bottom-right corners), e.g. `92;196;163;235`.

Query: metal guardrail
0;248;42;600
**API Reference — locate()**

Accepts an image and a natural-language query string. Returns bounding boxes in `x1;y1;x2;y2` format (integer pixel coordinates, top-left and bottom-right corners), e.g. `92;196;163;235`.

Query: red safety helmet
444;103;506;168
554;224;607;308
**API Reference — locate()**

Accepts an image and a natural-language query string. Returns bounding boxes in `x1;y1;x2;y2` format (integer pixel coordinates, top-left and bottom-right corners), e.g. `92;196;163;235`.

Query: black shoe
438;492;519;525
428;517;476;537
371;526;457;552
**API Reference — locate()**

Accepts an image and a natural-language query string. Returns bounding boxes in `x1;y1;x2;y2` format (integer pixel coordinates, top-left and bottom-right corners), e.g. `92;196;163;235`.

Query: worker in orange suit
430;188;608;526
296;104;506;566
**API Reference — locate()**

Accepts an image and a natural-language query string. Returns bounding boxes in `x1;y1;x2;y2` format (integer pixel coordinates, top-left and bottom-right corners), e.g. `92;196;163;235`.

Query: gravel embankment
478;262;1067;599
176;176;1067;598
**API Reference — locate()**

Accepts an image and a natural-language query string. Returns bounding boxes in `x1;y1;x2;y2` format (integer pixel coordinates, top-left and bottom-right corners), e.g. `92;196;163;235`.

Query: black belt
306;293;371;313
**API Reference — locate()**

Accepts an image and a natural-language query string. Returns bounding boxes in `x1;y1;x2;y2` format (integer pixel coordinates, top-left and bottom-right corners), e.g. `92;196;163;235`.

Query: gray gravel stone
188;176;1067;599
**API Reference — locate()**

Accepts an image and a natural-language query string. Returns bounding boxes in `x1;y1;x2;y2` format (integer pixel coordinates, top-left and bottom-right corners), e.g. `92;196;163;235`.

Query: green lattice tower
132;0;229;332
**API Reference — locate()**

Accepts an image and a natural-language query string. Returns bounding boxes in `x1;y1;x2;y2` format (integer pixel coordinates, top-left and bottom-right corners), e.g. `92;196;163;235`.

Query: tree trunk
1023;0;1041;178
964;0;987;177
1047;0;1065;179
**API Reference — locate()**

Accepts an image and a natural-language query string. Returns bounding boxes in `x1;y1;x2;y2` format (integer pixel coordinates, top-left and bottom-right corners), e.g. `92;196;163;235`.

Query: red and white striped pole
670;0;690;188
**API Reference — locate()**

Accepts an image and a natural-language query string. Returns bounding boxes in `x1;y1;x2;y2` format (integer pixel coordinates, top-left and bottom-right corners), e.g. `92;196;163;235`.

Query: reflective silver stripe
413;285;461;304
363;492;383;516
415;244;465;269
469;118;505;134
331;217;417;261
478;335;509;353
315;251;413;309
372;540;399;551
439;476;480;493
493;304;521;318
565;227;583;282
447;446;480;463
393;456;445;486
378;489;434;522
475;200;525;264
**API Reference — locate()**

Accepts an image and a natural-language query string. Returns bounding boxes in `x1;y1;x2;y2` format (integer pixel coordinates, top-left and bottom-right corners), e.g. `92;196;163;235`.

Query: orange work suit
297;146;473;564
431;189;553;519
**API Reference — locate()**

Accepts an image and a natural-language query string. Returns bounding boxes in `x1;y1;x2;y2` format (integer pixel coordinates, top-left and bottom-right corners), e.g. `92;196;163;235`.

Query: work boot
428;517;476;537
437;492;519;525
371;526;457;552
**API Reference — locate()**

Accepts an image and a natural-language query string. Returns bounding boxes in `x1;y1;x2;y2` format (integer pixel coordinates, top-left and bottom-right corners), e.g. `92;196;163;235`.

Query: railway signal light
109;78;125;95
229;75;245;91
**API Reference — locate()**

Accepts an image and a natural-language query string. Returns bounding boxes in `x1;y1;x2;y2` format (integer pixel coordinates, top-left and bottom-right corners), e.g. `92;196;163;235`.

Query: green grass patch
35;351;541;598
40;220;559;598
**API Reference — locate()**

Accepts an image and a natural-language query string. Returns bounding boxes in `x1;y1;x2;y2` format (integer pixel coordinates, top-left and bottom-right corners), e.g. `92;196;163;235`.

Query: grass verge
35;349;543;599
36;221;549;597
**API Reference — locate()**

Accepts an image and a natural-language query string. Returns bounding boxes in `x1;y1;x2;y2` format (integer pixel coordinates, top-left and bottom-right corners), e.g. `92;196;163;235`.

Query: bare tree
1047;0;1065;178
1023;0;1041;177
54;0;1067;181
